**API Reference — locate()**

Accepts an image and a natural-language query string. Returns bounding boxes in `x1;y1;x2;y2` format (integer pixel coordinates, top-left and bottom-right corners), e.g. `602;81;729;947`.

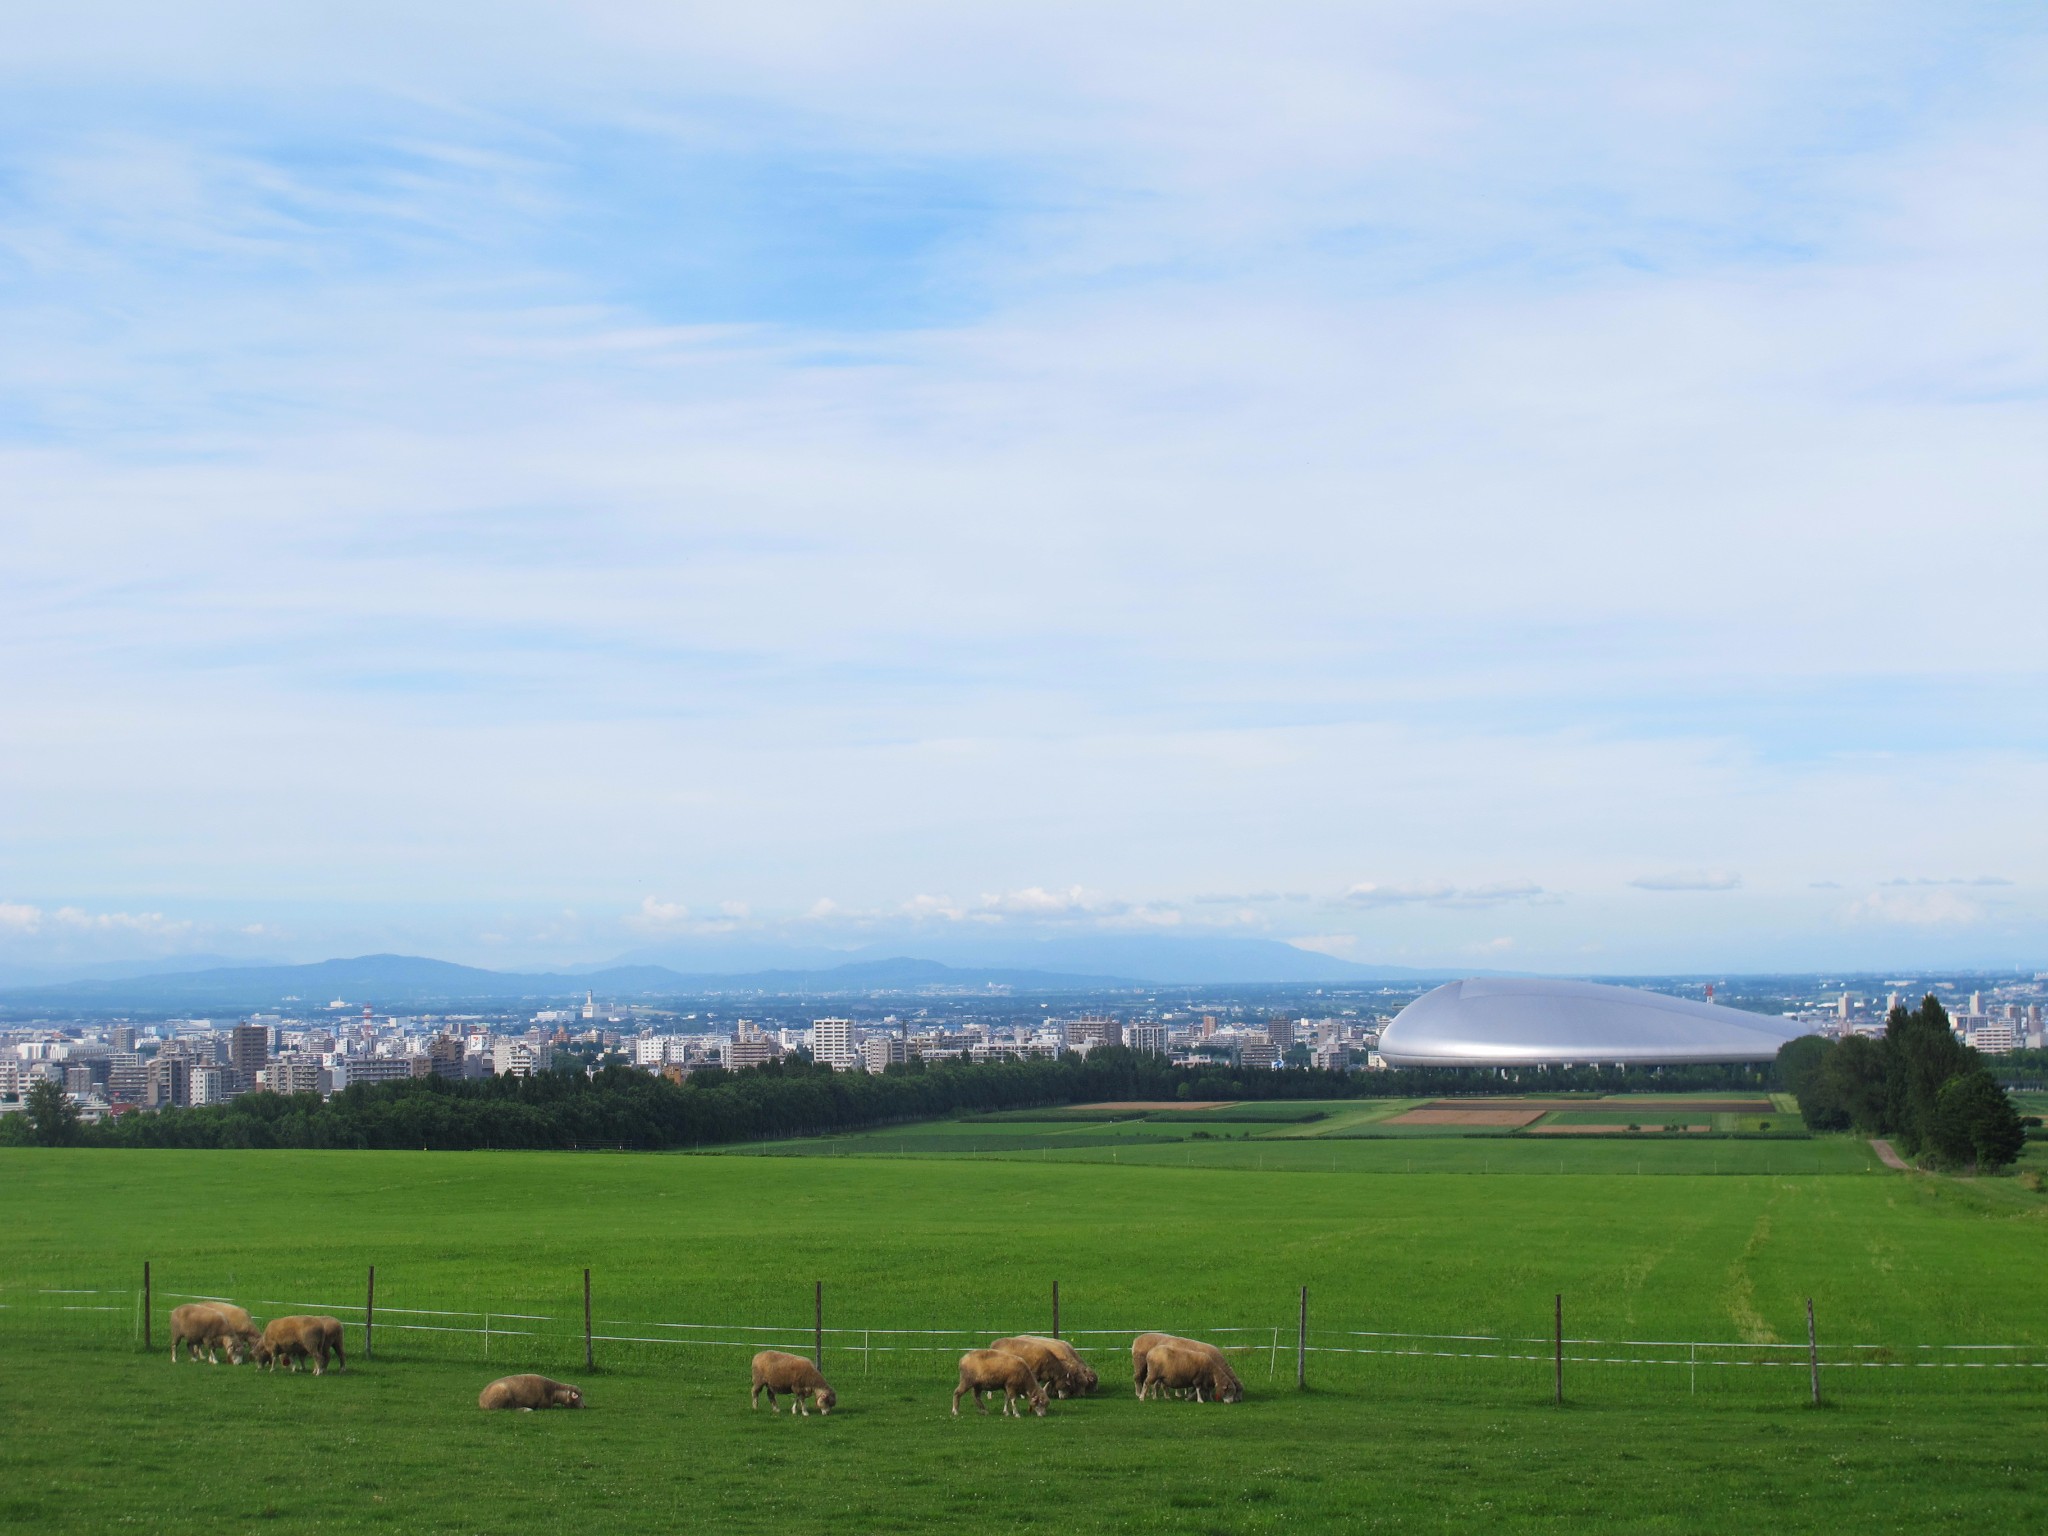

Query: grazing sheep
1129;1332;1232;1397
750;1350;837;1416
988;1336;1090;1399
1018;1335;1098;1396
952;1349;1048;1418
253;1315;346;1375
168;1303;246;1365
478;1374;585;1411
1139;1343;1245;1404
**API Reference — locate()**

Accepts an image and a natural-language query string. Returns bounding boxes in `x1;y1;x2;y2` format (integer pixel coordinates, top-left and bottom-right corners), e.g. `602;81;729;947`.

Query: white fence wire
9;1282;2045;1392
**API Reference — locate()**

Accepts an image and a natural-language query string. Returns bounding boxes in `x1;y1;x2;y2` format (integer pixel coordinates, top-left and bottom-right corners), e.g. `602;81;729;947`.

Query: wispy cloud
0;5;2042;971
1629;872;1743;892
1846;888;1985;928
1344;881;1550;908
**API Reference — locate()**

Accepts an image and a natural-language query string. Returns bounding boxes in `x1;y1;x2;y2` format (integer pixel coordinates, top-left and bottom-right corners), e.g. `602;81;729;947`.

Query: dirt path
1871;1139;1910;1170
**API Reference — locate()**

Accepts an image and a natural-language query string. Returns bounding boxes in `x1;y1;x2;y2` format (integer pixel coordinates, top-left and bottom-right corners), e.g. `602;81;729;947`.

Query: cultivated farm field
5;1143;2048;1533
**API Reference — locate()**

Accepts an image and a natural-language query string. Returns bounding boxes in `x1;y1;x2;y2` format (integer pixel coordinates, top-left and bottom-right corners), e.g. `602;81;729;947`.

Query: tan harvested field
1528;1123;1711;1135
1087;1100;1238;1111
1388;1108;1546;1127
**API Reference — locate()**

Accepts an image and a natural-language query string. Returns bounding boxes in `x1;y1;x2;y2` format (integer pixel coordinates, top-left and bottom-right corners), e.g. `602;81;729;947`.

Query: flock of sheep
166;1300;1244;1417
169;1302;345;1374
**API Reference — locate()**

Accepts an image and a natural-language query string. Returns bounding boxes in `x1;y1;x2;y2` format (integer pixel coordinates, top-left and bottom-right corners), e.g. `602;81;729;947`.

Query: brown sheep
478;1374;585;1411
951;1348;1048;1418
988;1336;1090;1399
168;1303;246;1365
750;1350;836;1416
1129;1332;1231;1397
1021;1335;1098;1396
1139;1343;1245;1404
253;1315;346;1375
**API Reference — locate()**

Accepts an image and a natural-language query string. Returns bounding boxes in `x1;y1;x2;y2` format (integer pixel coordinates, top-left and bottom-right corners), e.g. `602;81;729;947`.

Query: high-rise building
491;1039;553;1077
812;1018;855;1070
1067;1016;1123;1049
230;1024;270;1090
108;1053;145;1103
266;1058;323;1096
111;1026;137;1052
1266;1015;1296;1051
726;1038;779;1070
861;1036;907;1074
426;1035;465;1079
1237;1037;1278;1069
1126;1023;1170;1055
145;1055;190;1109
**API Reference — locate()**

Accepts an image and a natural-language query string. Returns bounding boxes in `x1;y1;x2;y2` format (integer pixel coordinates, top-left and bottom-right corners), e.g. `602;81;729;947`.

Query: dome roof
1377;977;1815;1067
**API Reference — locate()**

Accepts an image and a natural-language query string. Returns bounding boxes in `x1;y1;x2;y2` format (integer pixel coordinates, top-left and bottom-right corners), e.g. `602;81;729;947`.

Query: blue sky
1;2;2044;974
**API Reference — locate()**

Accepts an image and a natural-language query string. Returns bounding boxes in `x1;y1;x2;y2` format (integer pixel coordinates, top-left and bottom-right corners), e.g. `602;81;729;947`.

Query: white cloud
1845;888;1985;927
1628;872;1743;892
1878;876;2011;887
1344;881;1549;908
624;896;691;932
0;6;2041;972
1286;933;1358;957
0;903;44;933
1344;882;1457;908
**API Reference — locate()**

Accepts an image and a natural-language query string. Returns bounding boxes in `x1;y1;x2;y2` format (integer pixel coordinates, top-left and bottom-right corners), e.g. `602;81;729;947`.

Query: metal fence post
366;1266;375;1361
1553;1293;1562;1405
1297;1286;1308;1390
1052;1280;1060;1340
142;1261;152;1352
814;1280;823;1369
584;1268;594;1372
1807;1298;1820;1406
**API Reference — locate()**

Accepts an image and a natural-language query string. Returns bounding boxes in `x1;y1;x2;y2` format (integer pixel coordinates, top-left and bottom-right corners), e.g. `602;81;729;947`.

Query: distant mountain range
0;936;1454;1011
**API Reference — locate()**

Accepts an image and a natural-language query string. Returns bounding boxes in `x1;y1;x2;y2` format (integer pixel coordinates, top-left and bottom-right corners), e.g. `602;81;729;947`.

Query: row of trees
3;1048;1781;1151
1778;995;2028;1169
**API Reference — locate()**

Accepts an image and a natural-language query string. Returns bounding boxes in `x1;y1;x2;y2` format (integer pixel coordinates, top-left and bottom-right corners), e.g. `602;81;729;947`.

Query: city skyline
4;4;2044;975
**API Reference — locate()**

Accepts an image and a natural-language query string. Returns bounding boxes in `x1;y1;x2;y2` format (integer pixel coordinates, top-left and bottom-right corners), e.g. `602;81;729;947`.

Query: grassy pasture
5;1147;2048;1532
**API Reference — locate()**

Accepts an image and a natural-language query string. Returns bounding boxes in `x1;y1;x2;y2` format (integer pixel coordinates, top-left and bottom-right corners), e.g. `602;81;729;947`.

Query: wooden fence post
366;1266;375;1361
1297;1286;1308;1390
814;1280;823;1369
1553;1293;1562;1405
1807;1298;1819;1406
584;1268;594;1372
142;1261;152;1353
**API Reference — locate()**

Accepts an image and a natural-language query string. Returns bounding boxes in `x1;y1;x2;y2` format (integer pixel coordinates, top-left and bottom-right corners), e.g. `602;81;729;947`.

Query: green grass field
6;1144;2048;1532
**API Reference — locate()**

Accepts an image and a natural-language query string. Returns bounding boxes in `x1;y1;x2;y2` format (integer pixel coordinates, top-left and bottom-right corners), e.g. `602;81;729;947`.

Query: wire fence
6;1271;2043;1406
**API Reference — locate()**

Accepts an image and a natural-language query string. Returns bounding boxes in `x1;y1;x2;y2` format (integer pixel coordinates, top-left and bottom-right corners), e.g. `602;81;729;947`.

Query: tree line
1778;994;2028;1169
3;1048;1779;1151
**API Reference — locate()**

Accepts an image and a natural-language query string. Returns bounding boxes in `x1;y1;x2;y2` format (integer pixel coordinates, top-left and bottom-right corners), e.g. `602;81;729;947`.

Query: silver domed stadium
1377;977;1815;1068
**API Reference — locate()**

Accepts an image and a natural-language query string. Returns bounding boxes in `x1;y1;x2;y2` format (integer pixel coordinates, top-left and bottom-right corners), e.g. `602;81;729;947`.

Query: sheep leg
950;1384;965;1417
751;1383;762;1410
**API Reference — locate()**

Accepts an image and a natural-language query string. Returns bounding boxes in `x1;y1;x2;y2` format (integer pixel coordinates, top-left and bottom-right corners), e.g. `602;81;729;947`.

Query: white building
812;1018;856;1071
1126;1023;1170;1055
491;1039;554;1077
333;1055;419;1089
264;1058;323;1096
